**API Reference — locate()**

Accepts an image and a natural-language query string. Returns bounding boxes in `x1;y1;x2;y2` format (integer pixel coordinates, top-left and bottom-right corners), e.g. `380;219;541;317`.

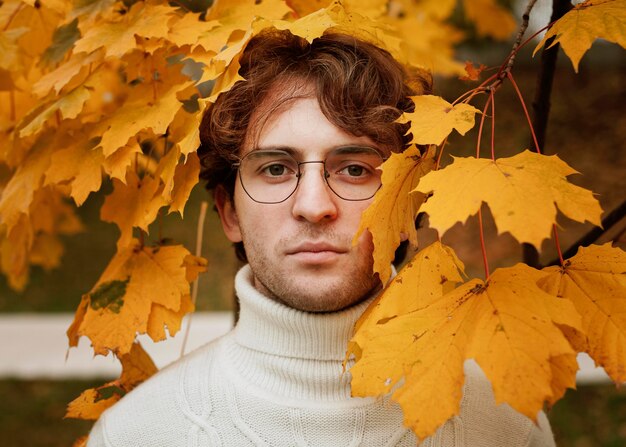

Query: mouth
286;242;347;264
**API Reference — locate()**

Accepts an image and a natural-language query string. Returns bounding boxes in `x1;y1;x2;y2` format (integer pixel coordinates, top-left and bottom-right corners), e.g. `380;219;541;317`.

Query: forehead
244;95;380;158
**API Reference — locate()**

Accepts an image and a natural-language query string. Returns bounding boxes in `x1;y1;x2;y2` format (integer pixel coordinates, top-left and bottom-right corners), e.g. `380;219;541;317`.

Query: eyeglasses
233;146;386;204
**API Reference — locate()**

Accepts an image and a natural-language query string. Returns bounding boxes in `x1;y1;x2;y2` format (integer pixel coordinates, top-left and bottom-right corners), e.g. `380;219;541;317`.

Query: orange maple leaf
534;0;626;72
67;240;207;355
399;95;481;146
354;145;435;285
349;257;582;439
459;60;487;81
539;243;626;382
65;342;158;420
100;171;168;250
414;150;603;249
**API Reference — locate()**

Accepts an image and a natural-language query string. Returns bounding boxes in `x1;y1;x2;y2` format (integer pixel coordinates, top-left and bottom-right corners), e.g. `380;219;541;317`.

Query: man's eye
340;165;367;177
262;163;290;176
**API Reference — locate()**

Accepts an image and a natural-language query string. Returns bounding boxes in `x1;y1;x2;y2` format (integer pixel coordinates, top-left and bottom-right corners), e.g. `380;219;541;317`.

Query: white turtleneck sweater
87;265;555;447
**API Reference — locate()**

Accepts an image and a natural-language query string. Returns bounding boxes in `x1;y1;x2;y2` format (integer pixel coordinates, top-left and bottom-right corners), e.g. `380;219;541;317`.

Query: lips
286;242;347;255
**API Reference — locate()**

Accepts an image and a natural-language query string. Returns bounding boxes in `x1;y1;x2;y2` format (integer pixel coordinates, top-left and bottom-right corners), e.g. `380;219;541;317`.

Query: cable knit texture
87;265;556;447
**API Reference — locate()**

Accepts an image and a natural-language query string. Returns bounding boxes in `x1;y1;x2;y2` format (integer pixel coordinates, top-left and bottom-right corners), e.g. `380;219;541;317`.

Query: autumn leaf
65;342;157;420
168;101;208;156
349;241;465;345
354;145;435;285
400;95;481;146
415;150;603;249
538;243;626;382
534;0;626;72
32;50;104;97
463;0;517;40
459;60;487;81
73;2;176;59
96;81;191;158
44;138;103;206
169;152;200;217
0;132;55;230
349;262;582;439
388;1;465;76
67;240;205;355
100;170;168;250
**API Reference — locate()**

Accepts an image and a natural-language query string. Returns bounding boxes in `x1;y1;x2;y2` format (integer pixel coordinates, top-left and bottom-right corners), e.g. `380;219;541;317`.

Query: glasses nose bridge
296;159;330;180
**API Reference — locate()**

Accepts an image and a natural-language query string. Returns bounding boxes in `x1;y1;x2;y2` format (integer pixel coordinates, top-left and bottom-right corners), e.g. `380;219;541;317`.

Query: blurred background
1;0;625;445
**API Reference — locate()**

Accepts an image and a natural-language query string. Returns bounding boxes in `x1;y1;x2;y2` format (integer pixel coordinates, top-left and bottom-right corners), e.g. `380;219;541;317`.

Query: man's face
217;96;383;312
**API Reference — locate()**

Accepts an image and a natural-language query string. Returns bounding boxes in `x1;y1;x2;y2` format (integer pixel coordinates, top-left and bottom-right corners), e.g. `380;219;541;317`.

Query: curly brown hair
198;29;432;261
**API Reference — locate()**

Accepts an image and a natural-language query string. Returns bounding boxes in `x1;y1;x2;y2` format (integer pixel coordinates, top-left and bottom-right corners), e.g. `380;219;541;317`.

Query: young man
87;31;555;446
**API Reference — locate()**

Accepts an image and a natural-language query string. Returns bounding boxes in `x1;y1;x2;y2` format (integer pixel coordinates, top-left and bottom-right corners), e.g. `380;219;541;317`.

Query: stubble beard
240;225;380;312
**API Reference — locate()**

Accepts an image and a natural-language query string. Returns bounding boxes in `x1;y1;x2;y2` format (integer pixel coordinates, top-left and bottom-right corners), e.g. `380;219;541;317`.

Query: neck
226;265;376;402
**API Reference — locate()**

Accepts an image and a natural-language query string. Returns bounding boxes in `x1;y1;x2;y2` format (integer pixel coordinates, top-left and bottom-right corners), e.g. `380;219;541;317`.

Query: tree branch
522;0;573;268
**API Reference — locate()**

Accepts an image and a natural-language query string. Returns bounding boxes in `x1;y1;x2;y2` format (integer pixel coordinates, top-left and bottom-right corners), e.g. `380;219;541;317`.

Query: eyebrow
250;145;384;158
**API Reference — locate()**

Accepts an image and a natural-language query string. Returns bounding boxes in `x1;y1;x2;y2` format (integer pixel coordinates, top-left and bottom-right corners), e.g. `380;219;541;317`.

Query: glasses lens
238;150;299;203
325;146;384;200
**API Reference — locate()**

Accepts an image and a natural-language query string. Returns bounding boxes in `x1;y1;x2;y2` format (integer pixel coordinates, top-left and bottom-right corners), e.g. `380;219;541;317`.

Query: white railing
0;313;611;384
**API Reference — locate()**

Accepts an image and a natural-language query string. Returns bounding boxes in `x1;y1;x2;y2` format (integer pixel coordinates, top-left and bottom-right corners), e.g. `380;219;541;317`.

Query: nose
291;163;338;223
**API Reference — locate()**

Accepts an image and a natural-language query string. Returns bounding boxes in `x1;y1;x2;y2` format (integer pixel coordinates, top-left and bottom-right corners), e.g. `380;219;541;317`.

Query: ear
214;185;242;243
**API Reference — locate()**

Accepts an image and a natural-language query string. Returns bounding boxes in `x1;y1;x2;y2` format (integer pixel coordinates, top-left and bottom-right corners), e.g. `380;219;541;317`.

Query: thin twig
507;71;541;154
552;224;565;266
180;200;209;358
490;93;496;160
503;0;539;75
522;0;573;267
475;91;493;158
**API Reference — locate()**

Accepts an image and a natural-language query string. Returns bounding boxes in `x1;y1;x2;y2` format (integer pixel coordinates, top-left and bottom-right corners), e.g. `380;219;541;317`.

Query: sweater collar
232;264;375;361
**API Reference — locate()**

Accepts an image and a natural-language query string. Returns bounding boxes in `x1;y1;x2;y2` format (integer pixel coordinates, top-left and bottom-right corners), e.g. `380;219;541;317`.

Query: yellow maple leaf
102;140;142;182
100;170;168;250
166;12;221;49
400;95;481;146
96;81;190;157
73;2;176;59
65;342;157;420
349;262;581;439
44;137;103;206
155;146;181;201
67;240;205;355
0;214;32;291
354;145;435;285
539;243;626;382
415;150;603;249
29;232;64;270
534;0;626;72
287;0;331;17
385;1;465;76
0;132;54;230
463;0;517;40
32;50;104;97
168;101;207;156
169;152;200;217
349;241;465;349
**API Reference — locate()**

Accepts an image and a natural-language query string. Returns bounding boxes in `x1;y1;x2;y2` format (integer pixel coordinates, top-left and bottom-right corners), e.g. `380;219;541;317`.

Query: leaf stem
507;71;541;154
478;208;490;280
475;91;493;158
490;93;496;161
435;137;449;170
180;200;209;358
553;224;564;266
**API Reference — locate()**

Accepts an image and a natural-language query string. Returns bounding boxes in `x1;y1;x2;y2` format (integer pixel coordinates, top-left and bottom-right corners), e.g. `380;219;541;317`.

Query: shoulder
87;336;228;447
458;360;555;447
